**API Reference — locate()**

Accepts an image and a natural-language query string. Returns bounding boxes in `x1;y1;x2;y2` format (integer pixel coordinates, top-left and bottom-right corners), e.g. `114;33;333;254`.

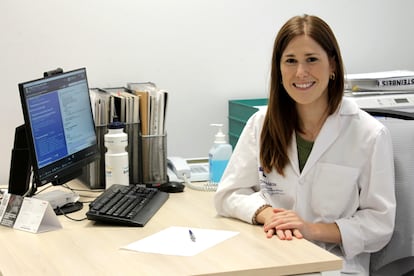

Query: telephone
167;157;209;182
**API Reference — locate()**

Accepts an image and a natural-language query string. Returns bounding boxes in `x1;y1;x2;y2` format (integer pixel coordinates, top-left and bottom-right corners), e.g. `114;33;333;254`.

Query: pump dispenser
209;124;232;184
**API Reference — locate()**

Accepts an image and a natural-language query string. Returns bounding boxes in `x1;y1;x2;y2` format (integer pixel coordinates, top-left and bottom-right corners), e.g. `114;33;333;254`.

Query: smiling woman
214;14;396;275
280;34;334;141
264;14;344;175
280;35;333;106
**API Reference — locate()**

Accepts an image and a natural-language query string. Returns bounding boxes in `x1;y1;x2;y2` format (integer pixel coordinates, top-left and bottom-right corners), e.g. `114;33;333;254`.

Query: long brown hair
260;14;345;175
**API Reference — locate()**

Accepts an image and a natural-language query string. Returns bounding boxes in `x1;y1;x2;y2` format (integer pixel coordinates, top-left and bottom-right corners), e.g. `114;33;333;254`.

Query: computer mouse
158;181;185;193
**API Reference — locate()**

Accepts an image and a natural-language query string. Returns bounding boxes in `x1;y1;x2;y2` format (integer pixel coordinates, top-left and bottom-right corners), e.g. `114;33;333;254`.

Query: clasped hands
262;208;308;240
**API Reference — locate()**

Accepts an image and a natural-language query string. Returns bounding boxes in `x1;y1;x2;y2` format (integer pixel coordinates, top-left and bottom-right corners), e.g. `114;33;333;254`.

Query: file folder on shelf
80;83;169;189
80;88;141;188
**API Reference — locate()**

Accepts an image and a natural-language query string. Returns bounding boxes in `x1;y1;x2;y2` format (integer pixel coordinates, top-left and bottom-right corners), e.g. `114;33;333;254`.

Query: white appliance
345;93;414;112
346;92;414;275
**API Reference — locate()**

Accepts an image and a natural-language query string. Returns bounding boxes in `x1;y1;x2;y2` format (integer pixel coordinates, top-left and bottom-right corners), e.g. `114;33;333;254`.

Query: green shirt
296;132;314;172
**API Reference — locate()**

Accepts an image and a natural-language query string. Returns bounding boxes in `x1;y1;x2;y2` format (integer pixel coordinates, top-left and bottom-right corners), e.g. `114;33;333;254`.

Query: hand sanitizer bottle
104;120;129;188
209;124;232;184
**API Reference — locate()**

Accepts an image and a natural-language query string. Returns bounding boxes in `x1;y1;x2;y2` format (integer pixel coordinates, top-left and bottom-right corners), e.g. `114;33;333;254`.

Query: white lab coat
214;98;396;275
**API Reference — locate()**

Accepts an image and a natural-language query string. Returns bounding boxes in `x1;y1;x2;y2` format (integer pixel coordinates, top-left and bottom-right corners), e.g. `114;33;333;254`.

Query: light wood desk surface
0;181;342;276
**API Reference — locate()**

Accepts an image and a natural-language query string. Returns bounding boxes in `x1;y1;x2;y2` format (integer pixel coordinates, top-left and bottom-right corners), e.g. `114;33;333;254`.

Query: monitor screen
16;68;98;192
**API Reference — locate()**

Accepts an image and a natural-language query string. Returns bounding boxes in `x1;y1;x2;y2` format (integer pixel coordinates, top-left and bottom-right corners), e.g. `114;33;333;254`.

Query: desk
0;181;342;275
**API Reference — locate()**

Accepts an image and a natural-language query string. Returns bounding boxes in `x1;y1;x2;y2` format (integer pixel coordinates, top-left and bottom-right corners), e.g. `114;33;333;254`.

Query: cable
33;183;54;195
62;183;104;194
183;175;218;192
56;203;88;221
24;168;36;197
61;183;103;203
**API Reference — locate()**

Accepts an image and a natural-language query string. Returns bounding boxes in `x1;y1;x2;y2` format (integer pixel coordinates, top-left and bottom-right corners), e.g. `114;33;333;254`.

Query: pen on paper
189;229;196;242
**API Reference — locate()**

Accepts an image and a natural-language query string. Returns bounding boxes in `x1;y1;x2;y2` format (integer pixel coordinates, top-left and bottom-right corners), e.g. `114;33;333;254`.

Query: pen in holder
140;134;168;186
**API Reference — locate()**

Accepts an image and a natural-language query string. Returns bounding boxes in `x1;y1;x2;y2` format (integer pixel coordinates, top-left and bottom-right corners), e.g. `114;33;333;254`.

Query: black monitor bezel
17;67;99;190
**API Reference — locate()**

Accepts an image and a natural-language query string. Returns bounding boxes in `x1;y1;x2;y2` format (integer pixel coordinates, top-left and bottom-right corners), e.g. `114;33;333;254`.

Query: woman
214;14;396;275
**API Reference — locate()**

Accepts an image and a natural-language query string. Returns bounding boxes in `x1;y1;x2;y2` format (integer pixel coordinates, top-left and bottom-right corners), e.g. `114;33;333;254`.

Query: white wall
1;0;414;184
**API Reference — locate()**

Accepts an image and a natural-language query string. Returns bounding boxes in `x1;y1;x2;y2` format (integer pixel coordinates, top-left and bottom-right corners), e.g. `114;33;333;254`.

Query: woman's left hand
263;208;307;240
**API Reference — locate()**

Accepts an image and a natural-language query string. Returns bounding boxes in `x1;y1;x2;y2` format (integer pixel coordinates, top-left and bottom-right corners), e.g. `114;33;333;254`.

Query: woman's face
280;34;334;108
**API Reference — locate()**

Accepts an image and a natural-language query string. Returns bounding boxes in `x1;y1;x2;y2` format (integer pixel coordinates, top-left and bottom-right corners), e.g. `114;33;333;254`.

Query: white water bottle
104;121;129;188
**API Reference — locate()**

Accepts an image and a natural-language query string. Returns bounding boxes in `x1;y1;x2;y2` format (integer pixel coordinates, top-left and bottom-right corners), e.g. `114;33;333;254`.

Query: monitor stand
8;125;31;196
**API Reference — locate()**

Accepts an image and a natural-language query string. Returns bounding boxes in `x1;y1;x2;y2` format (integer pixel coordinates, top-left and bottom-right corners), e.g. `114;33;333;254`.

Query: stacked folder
345;70;414;95
80;83;168;189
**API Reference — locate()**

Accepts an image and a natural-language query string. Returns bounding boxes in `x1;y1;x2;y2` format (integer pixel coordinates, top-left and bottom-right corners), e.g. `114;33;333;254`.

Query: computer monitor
9;68;99;199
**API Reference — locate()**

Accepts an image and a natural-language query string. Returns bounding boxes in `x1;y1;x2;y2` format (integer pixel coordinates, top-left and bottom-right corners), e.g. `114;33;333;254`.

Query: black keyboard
86;184;169;226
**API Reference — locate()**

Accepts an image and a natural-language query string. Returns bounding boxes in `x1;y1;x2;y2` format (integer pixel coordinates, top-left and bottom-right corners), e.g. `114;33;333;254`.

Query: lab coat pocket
311;163;359;221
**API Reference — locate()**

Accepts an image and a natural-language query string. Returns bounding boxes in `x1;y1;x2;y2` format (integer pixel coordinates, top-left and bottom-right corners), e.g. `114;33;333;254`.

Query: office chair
364;108;414;276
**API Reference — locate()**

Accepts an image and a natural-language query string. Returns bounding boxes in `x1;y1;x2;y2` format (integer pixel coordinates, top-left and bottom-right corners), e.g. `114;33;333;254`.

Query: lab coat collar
288;98;359;177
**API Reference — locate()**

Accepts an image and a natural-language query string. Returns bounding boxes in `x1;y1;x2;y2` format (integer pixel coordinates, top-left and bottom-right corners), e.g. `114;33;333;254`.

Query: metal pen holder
140;134;168;186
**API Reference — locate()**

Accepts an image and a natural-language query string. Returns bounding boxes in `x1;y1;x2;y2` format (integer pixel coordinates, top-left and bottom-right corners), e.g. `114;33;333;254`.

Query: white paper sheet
121;226;239;256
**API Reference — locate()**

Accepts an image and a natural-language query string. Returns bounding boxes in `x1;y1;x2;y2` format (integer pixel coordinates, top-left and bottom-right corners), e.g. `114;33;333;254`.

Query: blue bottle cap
108;120;125;129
